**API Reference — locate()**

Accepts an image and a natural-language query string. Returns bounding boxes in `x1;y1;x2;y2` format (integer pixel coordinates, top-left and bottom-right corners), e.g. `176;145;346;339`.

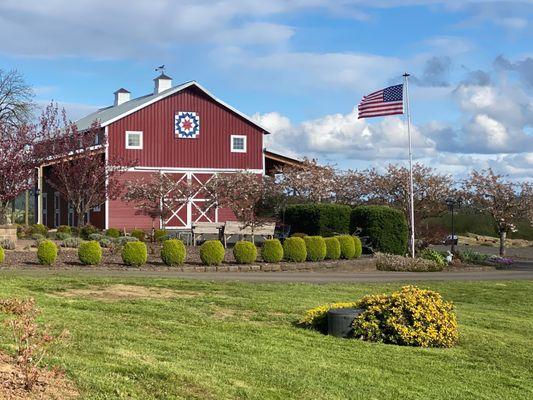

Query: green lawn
0;273;532;400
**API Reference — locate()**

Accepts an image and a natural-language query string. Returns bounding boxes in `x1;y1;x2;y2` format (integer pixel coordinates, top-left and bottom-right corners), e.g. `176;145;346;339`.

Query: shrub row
25;235;363;268
285;204;408;255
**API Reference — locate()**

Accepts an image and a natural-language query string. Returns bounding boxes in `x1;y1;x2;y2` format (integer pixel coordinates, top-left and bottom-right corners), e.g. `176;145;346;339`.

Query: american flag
358;84;404;119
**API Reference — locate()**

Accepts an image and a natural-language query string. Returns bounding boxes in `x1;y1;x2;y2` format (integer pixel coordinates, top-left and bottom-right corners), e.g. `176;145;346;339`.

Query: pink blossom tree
463;168;533;256
122;173;200;232
205;172;277;242
0;122;39;225
38;103;134;227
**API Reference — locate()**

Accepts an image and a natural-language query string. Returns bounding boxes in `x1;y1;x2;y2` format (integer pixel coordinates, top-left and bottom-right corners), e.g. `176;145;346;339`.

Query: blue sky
1;0;532;178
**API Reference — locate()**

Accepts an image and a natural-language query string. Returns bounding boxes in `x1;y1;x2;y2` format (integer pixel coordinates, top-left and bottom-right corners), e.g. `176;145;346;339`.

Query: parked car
443;235;458;245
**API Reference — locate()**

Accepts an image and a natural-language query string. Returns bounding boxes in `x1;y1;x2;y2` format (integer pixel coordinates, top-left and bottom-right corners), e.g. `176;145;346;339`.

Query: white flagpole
403;73;416;258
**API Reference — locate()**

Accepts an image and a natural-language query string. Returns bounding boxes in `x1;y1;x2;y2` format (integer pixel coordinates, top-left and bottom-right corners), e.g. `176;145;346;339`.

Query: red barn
36;73;298;231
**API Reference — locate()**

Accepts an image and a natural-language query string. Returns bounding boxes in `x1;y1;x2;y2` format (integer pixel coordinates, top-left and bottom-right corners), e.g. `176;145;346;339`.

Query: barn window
125;131;143;149
231;135;247;153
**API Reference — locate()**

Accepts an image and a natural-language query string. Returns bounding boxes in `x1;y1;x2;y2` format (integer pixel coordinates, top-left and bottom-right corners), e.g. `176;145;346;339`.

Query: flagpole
403;73;416;258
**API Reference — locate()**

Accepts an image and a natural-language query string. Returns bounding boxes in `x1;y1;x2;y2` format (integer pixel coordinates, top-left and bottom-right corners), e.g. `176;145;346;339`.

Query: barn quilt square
175;111;200;138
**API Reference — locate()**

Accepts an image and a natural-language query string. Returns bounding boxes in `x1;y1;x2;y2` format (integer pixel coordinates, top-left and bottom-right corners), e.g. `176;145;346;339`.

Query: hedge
303;236;326;262
350;205;408;255
200;240;225;266
233;241;257;264
285;204;351;237
283;237;307;262
105;228;121;238
161;239;186;266
261;239;284;263
324;237;341;260
121;242;147;266
37;240;58;265
78;241;102;265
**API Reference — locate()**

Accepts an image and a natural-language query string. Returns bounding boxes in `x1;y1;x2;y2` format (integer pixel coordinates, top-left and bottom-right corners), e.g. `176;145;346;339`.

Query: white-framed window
68;202;74;226
125;131;143;149
231;135;247;153
54;192;61;227
93;204;101;212
42;193;48;225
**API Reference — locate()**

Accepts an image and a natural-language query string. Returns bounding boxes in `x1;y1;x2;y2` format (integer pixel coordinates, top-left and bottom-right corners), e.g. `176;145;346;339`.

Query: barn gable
106;84;266;170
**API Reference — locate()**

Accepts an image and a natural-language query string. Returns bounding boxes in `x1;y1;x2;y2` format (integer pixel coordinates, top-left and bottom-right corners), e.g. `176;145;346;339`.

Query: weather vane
155;65;165;74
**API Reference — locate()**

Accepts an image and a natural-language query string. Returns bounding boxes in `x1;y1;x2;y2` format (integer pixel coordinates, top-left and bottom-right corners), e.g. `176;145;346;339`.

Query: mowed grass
0;274;532;400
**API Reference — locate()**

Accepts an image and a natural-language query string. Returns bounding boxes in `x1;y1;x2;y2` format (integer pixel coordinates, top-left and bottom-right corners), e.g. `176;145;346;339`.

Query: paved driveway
2;266;533;283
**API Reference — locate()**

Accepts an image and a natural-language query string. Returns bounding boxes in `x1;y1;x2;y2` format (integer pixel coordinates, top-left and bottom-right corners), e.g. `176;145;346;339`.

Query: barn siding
107;86;264;170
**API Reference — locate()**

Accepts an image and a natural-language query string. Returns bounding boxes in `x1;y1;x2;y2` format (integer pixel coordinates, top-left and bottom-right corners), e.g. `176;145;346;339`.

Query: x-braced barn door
162;172;217;229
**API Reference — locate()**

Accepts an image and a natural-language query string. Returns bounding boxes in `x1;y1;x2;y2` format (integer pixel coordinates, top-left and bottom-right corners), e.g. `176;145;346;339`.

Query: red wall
107;85;265;170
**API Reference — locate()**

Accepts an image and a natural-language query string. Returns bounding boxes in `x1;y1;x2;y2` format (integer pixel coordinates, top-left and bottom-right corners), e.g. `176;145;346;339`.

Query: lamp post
445;197;461;253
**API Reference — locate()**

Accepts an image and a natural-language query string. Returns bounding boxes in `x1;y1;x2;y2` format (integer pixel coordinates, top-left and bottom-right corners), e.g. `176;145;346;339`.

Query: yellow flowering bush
353;285;458;348
299;301;359;333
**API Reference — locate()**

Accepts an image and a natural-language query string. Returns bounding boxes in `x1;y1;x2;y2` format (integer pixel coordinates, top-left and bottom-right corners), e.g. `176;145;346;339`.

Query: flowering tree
274;158;336;203
205;172;277;241
364;163;454;221
38;103;133;227
463;169;533;256
333;169;367;206
0;122;40;225
122;173;199;231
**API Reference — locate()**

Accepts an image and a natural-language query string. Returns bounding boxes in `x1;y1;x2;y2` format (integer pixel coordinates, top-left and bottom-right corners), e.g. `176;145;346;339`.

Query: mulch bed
2;244;377;273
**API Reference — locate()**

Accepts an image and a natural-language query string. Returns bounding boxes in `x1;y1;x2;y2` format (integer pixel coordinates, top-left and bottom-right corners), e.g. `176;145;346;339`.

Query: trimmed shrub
353;285;458;347
160;239;186;266
336;235;356;259
285;204;351;237
353;236;362;258
57;225;71;234
350;206;408;255
0;238;15;250
105;228;121;238
37;240;58;265
261;239;284;263
31;233;45;241
98;237;113;248
303;236;326;262
17;224;32;239
115;236;139;246
31;223;48;237
130;229;146;242
154;229;169;242
0;246;4;264
299;302;360;333
283;237;307;262
458;250;489;264
324;237;341;260
420;248;447;267
88;233;105;241
78;241;102;265
56;232;71;241
61;237;83;248
233;241;257;264
121;242;147;267
80;224;99;240
375;253;443;272
199;240;225;266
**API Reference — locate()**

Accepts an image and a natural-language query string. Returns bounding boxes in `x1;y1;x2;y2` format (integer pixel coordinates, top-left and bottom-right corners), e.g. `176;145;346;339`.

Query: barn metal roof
75;81;271;134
